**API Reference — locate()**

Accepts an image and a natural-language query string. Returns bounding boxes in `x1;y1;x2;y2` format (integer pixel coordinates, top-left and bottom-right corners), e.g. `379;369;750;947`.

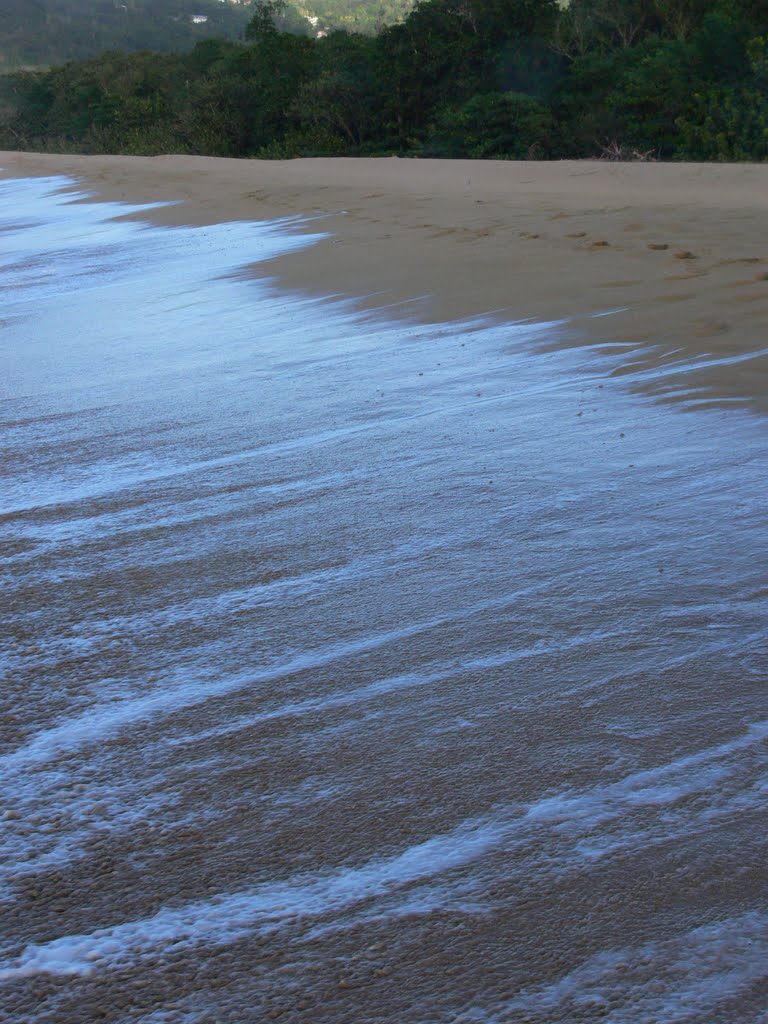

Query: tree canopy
1;0;767;160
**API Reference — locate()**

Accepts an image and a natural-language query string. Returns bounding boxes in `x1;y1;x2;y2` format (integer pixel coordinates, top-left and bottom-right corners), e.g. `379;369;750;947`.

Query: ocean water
0;175;766;1024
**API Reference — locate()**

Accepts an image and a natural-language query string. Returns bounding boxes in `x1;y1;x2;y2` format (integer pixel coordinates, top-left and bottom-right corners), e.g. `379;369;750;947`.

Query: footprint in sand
647;243;669;251
666;269;708;281
673;250;697;260
690;319;729;337
724;276;762;287
565;231;587;238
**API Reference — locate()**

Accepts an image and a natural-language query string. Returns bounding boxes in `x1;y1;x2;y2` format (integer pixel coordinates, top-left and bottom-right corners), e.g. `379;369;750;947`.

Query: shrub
421;91;553;158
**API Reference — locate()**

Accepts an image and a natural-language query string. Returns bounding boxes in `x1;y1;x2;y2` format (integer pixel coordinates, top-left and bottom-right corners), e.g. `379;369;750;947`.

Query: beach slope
2;152;767;407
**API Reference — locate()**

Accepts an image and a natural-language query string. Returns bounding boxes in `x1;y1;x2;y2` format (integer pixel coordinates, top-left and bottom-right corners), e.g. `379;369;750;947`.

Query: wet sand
2;152;768;410
0;163;767;1024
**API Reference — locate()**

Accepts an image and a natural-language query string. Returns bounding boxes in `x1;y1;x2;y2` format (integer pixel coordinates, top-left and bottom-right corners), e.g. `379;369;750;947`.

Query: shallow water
1;176;766;1023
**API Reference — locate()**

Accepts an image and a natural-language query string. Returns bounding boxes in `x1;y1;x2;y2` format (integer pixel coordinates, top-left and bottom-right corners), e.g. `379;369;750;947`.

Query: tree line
1;0;767;160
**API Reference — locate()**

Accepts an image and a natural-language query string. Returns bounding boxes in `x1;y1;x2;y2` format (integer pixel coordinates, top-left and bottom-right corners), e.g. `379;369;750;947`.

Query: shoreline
3;157;768;1024
2;152;767;410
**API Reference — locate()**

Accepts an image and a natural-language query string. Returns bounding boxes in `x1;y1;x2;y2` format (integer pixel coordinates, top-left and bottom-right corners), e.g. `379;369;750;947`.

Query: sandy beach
2;159;767;1024
2;152;768;410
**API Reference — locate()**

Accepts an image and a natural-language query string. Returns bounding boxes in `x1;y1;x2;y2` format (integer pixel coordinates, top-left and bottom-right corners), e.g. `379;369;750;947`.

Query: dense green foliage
294;0;413;34
1;0;767;159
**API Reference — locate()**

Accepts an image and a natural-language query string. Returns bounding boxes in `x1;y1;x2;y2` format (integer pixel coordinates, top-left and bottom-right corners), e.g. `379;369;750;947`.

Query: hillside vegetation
293;0;413;34
0;0;414;71
0;0;253;71
1;0;767;160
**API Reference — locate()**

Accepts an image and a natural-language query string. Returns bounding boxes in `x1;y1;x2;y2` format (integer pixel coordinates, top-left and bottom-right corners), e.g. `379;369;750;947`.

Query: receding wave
2;176;766;1024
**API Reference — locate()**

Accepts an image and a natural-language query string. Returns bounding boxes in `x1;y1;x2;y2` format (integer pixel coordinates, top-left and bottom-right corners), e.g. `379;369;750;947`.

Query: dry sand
2;152;767;409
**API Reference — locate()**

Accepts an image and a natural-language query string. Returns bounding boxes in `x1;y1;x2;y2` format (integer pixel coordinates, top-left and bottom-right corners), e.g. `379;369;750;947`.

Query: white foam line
169;627;623;749
3;722;765;979
0;586;542;769
523;719;768;830
0;818;505;978
0;422;351;517
624;345;768;384
8;622;747;888
501;912;768;1024
0;629;622;886
562;626;768;709
1;467;370;561
3;525;476;662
